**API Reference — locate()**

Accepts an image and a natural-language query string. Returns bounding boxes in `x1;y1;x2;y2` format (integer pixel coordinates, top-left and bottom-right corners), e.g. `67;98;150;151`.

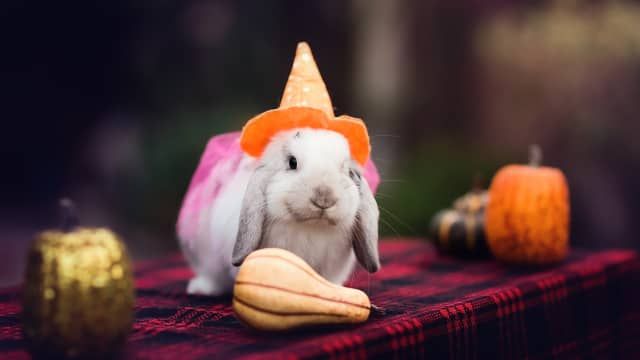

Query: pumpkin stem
59;198;78;232
472;173;484;192
529;144;542;167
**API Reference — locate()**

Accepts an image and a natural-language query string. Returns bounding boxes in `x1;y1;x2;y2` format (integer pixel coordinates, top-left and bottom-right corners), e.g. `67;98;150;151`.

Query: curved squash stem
529;144;543;167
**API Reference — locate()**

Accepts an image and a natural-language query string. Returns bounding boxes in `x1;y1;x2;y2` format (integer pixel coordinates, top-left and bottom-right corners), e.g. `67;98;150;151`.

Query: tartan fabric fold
1;239;639;359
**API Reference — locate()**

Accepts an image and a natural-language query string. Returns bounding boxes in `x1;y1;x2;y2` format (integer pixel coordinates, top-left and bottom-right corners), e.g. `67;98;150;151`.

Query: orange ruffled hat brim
240;106;370;165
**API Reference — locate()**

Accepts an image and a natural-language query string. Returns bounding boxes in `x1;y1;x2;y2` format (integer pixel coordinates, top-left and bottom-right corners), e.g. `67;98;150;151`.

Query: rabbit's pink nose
310;185;337;210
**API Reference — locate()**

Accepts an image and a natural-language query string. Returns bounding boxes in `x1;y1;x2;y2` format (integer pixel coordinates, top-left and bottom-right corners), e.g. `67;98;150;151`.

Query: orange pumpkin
485;145;570;265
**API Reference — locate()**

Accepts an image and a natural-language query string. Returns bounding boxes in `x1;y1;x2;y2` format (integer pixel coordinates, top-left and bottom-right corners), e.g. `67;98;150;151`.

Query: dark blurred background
2;0;639;286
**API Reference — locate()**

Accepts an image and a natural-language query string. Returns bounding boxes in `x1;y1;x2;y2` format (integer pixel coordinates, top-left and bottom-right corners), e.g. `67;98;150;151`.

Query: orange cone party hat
240;42;370;165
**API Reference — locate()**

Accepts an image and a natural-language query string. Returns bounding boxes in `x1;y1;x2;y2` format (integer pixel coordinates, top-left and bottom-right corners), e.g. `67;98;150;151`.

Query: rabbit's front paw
187;276;226;296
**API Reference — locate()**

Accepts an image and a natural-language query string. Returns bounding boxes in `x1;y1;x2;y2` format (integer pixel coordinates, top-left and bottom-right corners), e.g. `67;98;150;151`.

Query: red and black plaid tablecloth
2;239;640;359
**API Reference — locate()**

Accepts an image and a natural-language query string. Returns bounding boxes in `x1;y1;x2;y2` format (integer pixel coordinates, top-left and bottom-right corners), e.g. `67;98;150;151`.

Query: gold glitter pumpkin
22;227;134;358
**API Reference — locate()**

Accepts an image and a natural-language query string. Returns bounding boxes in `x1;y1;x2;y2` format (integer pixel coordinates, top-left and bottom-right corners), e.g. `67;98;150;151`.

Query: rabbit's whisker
379;205;416;235
379;217;401;237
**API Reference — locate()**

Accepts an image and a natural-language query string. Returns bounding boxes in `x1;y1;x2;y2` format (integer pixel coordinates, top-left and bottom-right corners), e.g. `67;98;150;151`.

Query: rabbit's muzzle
310;185;337;210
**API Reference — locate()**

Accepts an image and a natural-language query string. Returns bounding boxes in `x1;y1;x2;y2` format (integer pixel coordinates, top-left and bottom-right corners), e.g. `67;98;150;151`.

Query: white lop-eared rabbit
178;41;380;295
179;128;380;296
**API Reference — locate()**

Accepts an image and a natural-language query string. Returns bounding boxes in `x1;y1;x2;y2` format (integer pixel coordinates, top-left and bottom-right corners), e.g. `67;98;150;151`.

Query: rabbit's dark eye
288;156;298;170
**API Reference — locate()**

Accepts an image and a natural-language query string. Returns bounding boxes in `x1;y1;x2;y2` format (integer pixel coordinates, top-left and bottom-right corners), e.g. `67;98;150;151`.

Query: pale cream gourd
232;248;371;330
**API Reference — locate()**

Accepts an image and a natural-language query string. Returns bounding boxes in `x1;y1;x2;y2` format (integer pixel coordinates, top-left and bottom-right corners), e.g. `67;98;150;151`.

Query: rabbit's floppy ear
232;165;270;266
351;171;381;273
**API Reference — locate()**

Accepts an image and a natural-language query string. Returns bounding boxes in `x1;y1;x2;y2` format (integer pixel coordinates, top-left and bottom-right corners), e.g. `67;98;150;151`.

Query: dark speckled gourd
430;188;490;258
